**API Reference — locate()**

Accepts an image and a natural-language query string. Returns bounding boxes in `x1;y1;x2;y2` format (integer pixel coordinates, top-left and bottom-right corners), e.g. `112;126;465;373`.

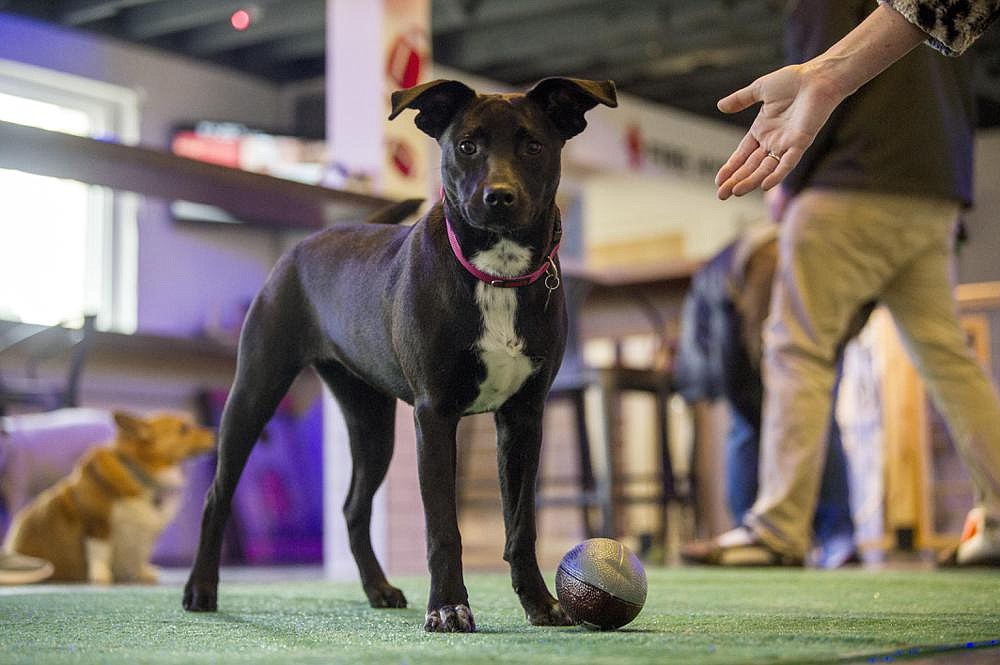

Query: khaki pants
747;189;1000;558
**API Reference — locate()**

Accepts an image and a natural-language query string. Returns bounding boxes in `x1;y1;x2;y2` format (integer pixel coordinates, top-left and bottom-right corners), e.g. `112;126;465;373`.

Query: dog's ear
388;80;476;139
113;411;150;440
527;78;618;141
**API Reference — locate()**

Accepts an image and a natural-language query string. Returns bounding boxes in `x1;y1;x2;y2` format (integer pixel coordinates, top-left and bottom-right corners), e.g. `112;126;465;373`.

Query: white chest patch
109;467;184;581
466;238;537;414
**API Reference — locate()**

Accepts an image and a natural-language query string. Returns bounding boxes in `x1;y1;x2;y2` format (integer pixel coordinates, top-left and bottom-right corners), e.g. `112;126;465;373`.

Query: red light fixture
230;9;252;31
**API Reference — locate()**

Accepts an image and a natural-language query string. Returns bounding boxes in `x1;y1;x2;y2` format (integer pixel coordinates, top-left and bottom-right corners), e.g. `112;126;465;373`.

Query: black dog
182;78;617;632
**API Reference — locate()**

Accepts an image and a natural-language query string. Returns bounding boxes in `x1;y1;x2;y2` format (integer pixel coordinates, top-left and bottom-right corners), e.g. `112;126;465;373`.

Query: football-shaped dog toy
555;538;647;630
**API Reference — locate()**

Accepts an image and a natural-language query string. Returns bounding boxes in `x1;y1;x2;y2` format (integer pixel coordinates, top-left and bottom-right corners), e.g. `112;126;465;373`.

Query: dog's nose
483;186;516;209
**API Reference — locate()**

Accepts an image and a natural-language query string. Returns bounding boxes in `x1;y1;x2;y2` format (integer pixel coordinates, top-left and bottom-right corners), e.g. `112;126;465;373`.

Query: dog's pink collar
443;210;561;289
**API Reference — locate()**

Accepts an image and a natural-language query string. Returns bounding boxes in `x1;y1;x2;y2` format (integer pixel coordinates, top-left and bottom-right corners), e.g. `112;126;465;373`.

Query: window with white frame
0;59;138;332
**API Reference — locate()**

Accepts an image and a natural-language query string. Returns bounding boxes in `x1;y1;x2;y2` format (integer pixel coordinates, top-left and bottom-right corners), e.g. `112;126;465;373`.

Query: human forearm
807;3;926;101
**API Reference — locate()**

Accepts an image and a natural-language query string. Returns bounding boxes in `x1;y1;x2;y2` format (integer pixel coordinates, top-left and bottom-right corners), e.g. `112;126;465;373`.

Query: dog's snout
483;185;516;209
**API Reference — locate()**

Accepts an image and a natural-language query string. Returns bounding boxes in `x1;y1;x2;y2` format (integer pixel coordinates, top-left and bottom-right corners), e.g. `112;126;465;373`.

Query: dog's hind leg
183;306;305;612
315;361;406;609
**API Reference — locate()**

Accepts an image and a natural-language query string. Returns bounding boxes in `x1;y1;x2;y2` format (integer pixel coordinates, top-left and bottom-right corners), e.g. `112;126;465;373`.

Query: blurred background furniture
0;121;396;231
0;315;96;416
539;273;697;557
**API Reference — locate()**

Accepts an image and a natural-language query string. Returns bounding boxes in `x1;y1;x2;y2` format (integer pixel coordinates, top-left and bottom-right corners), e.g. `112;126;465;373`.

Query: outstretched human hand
714;63;844;200
713;3;932;200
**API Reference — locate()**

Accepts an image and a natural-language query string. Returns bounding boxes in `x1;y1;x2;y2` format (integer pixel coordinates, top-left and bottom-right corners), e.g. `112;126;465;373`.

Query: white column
323;0;431;581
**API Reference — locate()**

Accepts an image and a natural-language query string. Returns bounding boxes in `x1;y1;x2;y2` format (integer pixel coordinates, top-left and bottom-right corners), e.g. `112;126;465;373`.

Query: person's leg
682;191;949;566
811;365;857;567
726;366;856;566
879;207;1000;564
746;191;907;559
721;286;765;527
724;403;761;524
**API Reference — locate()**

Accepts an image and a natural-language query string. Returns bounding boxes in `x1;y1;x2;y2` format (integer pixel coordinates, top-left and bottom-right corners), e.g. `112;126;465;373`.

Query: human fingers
729;148;782;197
719;145;768;192
761;145;805;191
717;80;760;115
715;131;760;189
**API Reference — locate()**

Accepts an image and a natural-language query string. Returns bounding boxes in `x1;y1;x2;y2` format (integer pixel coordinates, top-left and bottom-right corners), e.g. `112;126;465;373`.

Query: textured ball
555;538;647;630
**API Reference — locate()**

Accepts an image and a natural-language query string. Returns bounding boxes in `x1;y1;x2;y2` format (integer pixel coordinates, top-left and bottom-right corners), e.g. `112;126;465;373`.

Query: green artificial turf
2;567;999;664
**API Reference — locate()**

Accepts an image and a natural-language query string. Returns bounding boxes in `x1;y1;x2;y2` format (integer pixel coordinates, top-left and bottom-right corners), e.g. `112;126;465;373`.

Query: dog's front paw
138;564;161;585
424;604;476;633
525;598;575;626
183;583;218;612
365;582;407;609
88;564;113;586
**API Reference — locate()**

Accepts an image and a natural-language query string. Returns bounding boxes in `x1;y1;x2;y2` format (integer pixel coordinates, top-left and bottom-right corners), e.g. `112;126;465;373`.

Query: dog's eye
457;139;477;155
526;140;543;155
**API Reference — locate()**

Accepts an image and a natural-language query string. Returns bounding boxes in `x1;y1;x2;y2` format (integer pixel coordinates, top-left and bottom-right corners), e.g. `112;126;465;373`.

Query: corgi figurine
3;411;215;584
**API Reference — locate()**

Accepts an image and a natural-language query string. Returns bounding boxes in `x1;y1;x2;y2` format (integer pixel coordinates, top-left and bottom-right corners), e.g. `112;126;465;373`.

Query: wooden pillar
876;310;933;551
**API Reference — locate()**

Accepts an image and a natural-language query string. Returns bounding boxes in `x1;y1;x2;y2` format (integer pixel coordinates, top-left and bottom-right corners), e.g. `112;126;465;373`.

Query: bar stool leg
570;389;598;538
595;369;619;538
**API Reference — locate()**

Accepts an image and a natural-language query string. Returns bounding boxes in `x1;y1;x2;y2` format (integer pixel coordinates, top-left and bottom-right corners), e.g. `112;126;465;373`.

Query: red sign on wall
385;29;425;90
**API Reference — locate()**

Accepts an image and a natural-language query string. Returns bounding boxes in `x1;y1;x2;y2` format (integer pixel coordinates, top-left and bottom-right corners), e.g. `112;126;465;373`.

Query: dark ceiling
3;0;1000;129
